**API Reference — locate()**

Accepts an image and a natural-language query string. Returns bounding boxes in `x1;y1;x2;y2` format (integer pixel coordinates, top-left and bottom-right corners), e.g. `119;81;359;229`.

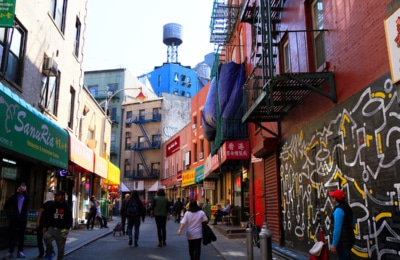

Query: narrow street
64;218;223;260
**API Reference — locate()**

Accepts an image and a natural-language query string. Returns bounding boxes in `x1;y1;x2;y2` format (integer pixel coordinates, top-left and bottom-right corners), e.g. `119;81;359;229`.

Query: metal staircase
240;0;337;137
130;114;162;178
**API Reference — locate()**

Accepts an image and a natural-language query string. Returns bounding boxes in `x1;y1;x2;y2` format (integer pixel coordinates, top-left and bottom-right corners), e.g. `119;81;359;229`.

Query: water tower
163;23;183;63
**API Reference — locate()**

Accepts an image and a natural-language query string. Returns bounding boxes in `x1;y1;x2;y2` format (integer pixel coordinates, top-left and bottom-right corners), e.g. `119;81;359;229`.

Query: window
110;107;117;121
40;71;60;116
88;85;98;97
110;132;115;153
151;163;160;177
0;23;26;86
152;135;160;147
181;74;186;86
74;18;81;57
193;142;198;162
187;77;191;87
165;159;169;177
49;0;67;33
153;107;161;120
138;136;146;148
137;164;144;177
68;87;75;129
139;109;145;120
124;159;131;177
311;0;326;69
125;136;131;150
107;83;118;97
173;88;178;95
126;111;132;127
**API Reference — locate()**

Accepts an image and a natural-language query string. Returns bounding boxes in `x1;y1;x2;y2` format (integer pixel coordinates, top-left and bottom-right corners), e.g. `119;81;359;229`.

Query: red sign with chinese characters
166;136;180;157
221;141;249;162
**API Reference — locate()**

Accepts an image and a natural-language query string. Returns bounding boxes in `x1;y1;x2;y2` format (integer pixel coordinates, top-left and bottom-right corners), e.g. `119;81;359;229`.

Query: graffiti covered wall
279;75;400;259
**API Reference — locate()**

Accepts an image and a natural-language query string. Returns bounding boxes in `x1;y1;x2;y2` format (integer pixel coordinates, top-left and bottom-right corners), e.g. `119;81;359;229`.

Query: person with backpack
125;190;146;247
329;189;355;260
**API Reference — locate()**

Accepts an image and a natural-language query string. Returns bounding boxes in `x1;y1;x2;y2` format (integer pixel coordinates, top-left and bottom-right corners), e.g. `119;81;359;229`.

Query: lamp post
100;87;143;157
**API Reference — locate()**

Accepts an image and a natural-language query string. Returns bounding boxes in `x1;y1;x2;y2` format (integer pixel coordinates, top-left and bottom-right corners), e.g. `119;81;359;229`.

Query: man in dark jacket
120;193;130;235
42;190;73;260
4;183;31;259
172;198;184;223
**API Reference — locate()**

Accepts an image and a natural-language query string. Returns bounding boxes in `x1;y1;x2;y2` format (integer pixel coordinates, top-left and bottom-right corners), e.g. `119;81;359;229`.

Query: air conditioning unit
192;124;197;130
42;57;58;76
199;152;204;160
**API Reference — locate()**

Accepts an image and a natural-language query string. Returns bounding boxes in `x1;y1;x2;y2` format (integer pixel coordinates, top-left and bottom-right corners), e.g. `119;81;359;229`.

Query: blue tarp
202;62;245;142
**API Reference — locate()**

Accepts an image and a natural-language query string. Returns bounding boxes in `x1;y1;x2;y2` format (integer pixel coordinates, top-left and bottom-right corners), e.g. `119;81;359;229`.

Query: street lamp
100;87;144;157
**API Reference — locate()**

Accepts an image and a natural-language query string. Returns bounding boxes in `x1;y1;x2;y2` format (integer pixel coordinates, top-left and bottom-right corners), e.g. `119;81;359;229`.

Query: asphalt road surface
64;217;223;260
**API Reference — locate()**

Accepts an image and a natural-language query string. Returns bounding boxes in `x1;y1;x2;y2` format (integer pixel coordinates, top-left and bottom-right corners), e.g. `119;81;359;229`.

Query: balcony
129;113;162;124
124;169;160;180
131;141;161;151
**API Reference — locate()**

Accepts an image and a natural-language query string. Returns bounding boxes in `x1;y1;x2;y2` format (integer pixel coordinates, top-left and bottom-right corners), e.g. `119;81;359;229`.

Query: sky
84;0;216;76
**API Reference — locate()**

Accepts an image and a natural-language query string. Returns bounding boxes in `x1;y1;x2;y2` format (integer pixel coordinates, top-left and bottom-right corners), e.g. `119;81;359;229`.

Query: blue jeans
336;241;354;260
127;216;141;241
43;227;67;260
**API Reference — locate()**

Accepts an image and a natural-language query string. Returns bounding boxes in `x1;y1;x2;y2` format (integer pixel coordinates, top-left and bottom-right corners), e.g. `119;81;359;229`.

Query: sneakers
4;253;13;259
17;252;26;258
45;252;55;260
128;238;133;246
134;240;138;247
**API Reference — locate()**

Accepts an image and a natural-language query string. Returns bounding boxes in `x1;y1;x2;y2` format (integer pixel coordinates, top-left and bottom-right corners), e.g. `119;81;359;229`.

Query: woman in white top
177;200;209;260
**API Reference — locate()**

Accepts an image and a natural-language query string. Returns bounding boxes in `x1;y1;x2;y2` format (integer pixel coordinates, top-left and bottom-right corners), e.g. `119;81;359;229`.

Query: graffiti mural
279;76;400;259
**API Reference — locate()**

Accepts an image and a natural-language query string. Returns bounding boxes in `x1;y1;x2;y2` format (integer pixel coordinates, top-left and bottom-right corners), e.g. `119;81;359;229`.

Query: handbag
309;241;324;256
202;222;217;245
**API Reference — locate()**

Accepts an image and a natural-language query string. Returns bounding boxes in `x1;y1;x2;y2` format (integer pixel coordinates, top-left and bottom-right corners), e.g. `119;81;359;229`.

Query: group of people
4;184;72;260
3;183;356;260
86;196;108;230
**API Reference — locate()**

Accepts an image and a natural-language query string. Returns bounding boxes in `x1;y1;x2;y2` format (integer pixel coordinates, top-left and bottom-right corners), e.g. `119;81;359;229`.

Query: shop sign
94;153;108;179
0;84;68;168
0;0;16;28
195;165;204;183
182;169;195;187
166;136;180;157
69;133;93;172
177;170;182;181
221;140;249;162
203;181;215;190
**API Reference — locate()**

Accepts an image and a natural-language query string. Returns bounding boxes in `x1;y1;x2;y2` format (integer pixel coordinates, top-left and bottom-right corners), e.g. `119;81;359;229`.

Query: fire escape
209;0;243;152
240;0;337;137
130;113;162;179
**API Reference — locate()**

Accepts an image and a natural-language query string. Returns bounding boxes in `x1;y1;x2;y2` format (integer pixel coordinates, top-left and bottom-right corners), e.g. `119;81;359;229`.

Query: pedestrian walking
329;189;355;260
36;200;53;258
124;191;146;247
120;193;130;235
177;200;209;260
150;188;171;247
172;198;184;223
86;196;97;230
42;190;73;260
3;183;31;259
